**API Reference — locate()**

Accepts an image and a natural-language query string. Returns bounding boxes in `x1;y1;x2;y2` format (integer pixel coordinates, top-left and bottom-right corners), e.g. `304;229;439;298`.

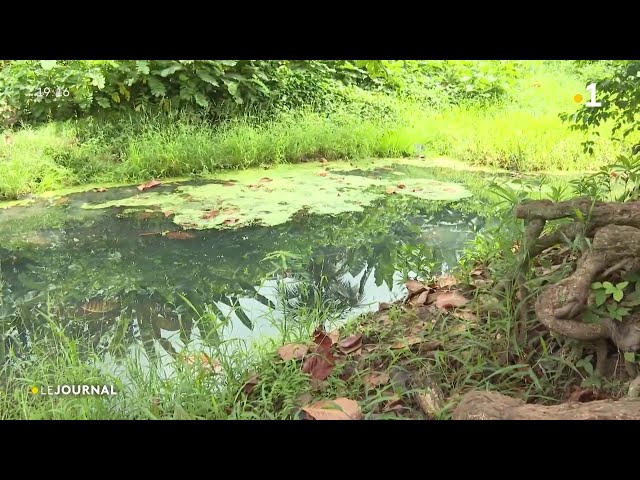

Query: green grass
1;62;636;200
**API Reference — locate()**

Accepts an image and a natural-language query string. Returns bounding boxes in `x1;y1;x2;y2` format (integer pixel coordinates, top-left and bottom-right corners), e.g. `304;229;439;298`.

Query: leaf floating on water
223;217;240;226
434;291;469;309
278;343;309;361
93;187;108;193
202;209;220;220
302;398;362;420
165;231;196;240
137;179;162;191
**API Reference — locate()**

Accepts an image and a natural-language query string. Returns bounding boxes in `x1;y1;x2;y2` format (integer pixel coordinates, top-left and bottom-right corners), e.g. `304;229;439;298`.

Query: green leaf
595;290;608;306
193;93;209;108
616;281;629;290
196;71;220;87
40;60;57;71
624;352;636;363
591;282;603;289
613;289;624;302
136;60;150;75
88;72;106;90
582;310;601;324
96;97;110;108
160;65;183;77
147;76;167;97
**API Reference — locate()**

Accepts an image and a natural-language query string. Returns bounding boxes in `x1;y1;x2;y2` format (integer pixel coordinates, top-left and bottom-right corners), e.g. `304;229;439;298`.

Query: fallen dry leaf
320;158;328;164
278;343;309;361
183;353;223;373
382;394;405;412
437;275;458;288
164;210;175;217
328;329;341;344
386;186;397;194
302;353;335;380
93;187;108;193
378;302;392;311
302;398;362;420
453;310;479;322
366;372;390;387
259;177;273;183
137;179;162;191
202;209;220;220
223;207;239;215
338;334;363;354
4;135;14;146
434;291;469;309
223;217;240;225
223;180;236;187
165;231;196;240
318;170;329;177
297;393;314;406
390;336;423;349
313;329;334;352
410;290;429;306
397;183;406;189
405;279;427;295
243;374;260;395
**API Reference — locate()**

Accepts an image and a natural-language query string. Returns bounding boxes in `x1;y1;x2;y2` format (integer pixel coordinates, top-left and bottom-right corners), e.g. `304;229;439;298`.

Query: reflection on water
0;171;484;373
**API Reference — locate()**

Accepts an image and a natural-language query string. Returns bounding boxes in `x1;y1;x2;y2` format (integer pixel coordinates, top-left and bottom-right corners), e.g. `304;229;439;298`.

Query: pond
0;158;485;370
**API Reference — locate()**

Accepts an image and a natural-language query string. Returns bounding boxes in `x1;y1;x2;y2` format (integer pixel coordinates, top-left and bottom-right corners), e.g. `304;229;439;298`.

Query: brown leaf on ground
164;210;175;217
259;177;273;183
406;279;427;295
366;372;390;387
313;329;334;352
434;291;469;309
223;180;236;187
243;373;260;395
568;387;610;403
437;275;458;288
338;334;363;354
339;363;357;381
4;135;14;146
302;352;335;380
165;231;196;240
296;393;314;406
318;170;329;177
222;207;239;215
409;290;429;306
390;336;424;349
378;302;392;311
277;343;309;361
302;398;363;420
386;186;397;194
93;187;108;192
328;329;341;344
202;209;220;220
470;267;486;277
137;179;161;191
183;353;222;373
397;183;406;189
381;394;405;412
310;379;331;392
453;310;479;322
223;217;240;226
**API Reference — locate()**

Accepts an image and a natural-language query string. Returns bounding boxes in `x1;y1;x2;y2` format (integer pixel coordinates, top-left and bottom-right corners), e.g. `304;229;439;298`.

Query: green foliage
560;61;640;153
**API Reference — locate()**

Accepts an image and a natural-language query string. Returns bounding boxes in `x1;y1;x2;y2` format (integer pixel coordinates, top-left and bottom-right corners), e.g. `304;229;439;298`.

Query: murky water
0;161;485;368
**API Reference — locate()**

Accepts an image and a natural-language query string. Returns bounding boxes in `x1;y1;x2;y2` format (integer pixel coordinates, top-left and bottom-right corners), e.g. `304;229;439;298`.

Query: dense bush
0;60;523;125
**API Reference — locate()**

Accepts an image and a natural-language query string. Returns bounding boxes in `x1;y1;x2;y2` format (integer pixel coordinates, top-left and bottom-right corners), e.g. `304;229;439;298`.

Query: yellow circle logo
31;386;39;395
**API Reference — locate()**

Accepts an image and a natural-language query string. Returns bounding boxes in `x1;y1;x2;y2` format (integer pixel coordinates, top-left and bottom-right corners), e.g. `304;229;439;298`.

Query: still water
0;162;485;370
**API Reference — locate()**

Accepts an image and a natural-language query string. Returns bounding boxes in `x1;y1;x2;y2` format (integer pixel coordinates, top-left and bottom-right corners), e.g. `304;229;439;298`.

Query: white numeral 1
585;83;601;107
